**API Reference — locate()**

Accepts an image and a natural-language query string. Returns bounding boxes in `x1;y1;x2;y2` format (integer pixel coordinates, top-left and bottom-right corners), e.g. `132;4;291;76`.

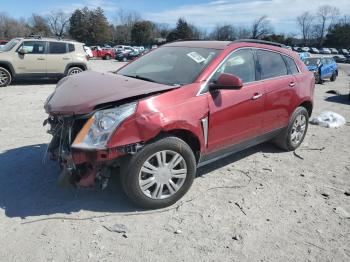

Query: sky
1;0;350;35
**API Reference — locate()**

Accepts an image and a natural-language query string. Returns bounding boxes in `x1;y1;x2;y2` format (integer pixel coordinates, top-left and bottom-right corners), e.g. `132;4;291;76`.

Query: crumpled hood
307;65;318;71
45;71;177;115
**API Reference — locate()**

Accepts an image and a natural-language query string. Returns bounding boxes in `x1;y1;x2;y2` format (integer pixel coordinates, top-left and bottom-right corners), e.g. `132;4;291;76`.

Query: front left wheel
0;67;12;87
120;136;197;209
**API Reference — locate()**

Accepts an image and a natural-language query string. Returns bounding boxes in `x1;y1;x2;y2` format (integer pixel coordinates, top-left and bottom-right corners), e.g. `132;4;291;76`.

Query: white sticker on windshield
187;52;206;63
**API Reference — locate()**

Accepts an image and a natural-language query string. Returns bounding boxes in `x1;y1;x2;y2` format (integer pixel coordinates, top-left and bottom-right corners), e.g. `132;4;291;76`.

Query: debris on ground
293;151;304;160
333;207;350;219
234;202;247;216
174;229;182;234
232;234;241;241
103;223;128;234
310;111;346;128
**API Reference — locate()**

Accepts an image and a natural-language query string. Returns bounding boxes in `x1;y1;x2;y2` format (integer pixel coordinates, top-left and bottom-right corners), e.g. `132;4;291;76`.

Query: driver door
206;48;265;153
13;41;47;74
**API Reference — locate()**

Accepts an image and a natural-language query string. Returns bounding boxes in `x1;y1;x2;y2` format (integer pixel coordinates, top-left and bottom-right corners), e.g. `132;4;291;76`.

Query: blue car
299;52;311;61
303;57;338;84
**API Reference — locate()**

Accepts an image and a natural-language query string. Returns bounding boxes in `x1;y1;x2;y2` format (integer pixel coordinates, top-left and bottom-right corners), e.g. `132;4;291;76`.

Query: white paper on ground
310;111;346;128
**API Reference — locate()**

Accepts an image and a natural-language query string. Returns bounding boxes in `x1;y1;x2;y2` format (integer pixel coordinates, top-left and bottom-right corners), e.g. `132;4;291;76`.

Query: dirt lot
0;60;349;262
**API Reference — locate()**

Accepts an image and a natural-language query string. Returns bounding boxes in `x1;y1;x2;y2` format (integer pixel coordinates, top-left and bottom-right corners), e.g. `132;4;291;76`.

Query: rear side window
284;56;299;75
49;42;67;54
68;44;75;52
257;50;288;79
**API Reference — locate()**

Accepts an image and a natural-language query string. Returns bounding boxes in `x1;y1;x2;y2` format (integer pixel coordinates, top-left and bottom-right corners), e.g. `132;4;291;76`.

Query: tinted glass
49;42;67;54
118;46;220;86
257;50;288;79
68;44;75;52
212;49;256;83
21;41;46;54
304;58;321;67
284;56;299;74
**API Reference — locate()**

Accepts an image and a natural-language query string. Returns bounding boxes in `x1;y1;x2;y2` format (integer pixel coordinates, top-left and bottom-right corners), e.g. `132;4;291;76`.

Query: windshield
117;46;221;86
304;58;321;67
0;38;20;52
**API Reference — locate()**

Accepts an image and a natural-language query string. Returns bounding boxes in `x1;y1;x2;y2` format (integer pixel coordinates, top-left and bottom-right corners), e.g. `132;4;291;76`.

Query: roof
19;36;80;44
164;41;231;49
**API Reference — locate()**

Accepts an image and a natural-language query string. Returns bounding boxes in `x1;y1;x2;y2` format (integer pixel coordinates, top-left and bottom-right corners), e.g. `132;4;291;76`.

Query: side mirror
18;48;28;55
209;73;243;91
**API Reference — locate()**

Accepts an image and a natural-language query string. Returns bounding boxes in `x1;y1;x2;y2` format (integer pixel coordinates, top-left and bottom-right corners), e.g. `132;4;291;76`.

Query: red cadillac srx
44;40;315;208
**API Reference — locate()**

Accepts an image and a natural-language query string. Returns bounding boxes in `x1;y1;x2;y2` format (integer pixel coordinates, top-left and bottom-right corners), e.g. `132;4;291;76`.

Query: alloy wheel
138;150;187;200
0;70;8;85
290;114;306;147
69;69;82;75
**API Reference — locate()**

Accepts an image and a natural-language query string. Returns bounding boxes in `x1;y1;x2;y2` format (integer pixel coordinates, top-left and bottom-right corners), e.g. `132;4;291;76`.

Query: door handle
37;58;45;61
63;57;70;60
252;93;263;100
289;82;296;87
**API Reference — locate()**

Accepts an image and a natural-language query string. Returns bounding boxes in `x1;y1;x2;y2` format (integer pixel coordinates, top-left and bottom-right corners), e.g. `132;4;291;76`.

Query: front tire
105;55;111;60
67;67;83;76
274;107;309;151
0;67;12;87
120;136;197;209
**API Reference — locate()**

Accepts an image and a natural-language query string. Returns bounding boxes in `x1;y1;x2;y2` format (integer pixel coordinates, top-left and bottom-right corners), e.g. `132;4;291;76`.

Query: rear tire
0;67;12;87
315;71;323;84
274;107;309;151
330;71;337;82
105;55;111;60
120;136;197;209
67;67;83;76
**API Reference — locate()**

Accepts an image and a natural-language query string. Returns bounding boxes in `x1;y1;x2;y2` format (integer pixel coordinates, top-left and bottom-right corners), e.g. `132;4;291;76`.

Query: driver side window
20;41;46;54
211;49;256;84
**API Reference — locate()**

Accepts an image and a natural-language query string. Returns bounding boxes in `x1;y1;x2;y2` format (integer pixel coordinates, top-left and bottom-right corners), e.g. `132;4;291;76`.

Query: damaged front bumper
44;114;142;189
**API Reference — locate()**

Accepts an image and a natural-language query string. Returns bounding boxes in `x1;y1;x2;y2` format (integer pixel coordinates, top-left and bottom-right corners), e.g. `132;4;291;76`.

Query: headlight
72;102;137;149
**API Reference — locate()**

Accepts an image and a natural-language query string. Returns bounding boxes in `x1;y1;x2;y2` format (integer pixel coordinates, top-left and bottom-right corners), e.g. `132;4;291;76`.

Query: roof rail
25;34;42;39
232;39;286;48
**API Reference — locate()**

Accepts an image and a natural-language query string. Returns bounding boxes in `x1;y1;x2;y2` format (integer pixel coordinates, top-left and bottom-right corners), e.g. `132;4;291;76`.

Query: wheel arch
64;63;87;75
299;100;313;117
152;129;201;163
0;61;15;76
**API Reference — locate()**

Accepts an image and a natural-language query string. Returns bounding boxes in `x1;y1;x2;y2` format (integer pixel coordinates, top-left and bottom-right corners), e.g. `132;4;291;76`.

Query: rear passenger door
46;42;71;75
256;49;299;133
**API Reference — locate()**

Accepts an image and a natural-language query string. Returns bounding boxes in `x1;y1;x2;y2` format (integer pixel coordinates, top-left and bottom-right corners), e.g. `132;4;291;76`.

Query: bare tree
0;12;30;38
210;24;236;40
113;9;141;44
251;15;273;39
47;10;70;37
315;5;340;46
29;14;51;36
296;12;314;45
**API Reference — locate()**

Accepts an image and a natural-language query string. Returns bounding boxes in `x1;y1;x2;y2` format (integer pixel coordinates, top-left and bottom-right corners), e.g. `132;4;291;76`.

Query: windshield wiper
123;74;157;83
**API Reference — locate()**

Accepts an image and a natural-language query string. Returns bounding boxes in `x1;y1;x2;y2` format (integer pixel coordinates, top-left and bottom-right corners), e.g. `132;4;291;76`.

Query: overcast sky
2;0;349;35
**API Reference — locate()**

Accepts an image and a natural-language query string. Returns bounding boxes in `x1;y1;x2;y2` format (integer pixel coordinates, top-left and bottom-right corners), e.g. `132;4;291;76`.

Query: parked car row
83;44;151;61
292;46;350;55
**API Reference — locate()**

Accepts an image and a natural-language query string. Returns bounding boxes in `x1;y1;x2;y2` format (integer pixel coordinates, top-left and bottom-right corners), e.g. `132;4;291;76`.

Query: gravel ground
0;60;349;262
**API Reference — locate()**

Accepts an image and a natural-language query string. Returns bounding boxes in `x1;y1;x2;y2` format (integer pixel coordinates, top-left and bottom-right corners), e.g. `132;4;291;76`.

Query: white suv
0;37;88;87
